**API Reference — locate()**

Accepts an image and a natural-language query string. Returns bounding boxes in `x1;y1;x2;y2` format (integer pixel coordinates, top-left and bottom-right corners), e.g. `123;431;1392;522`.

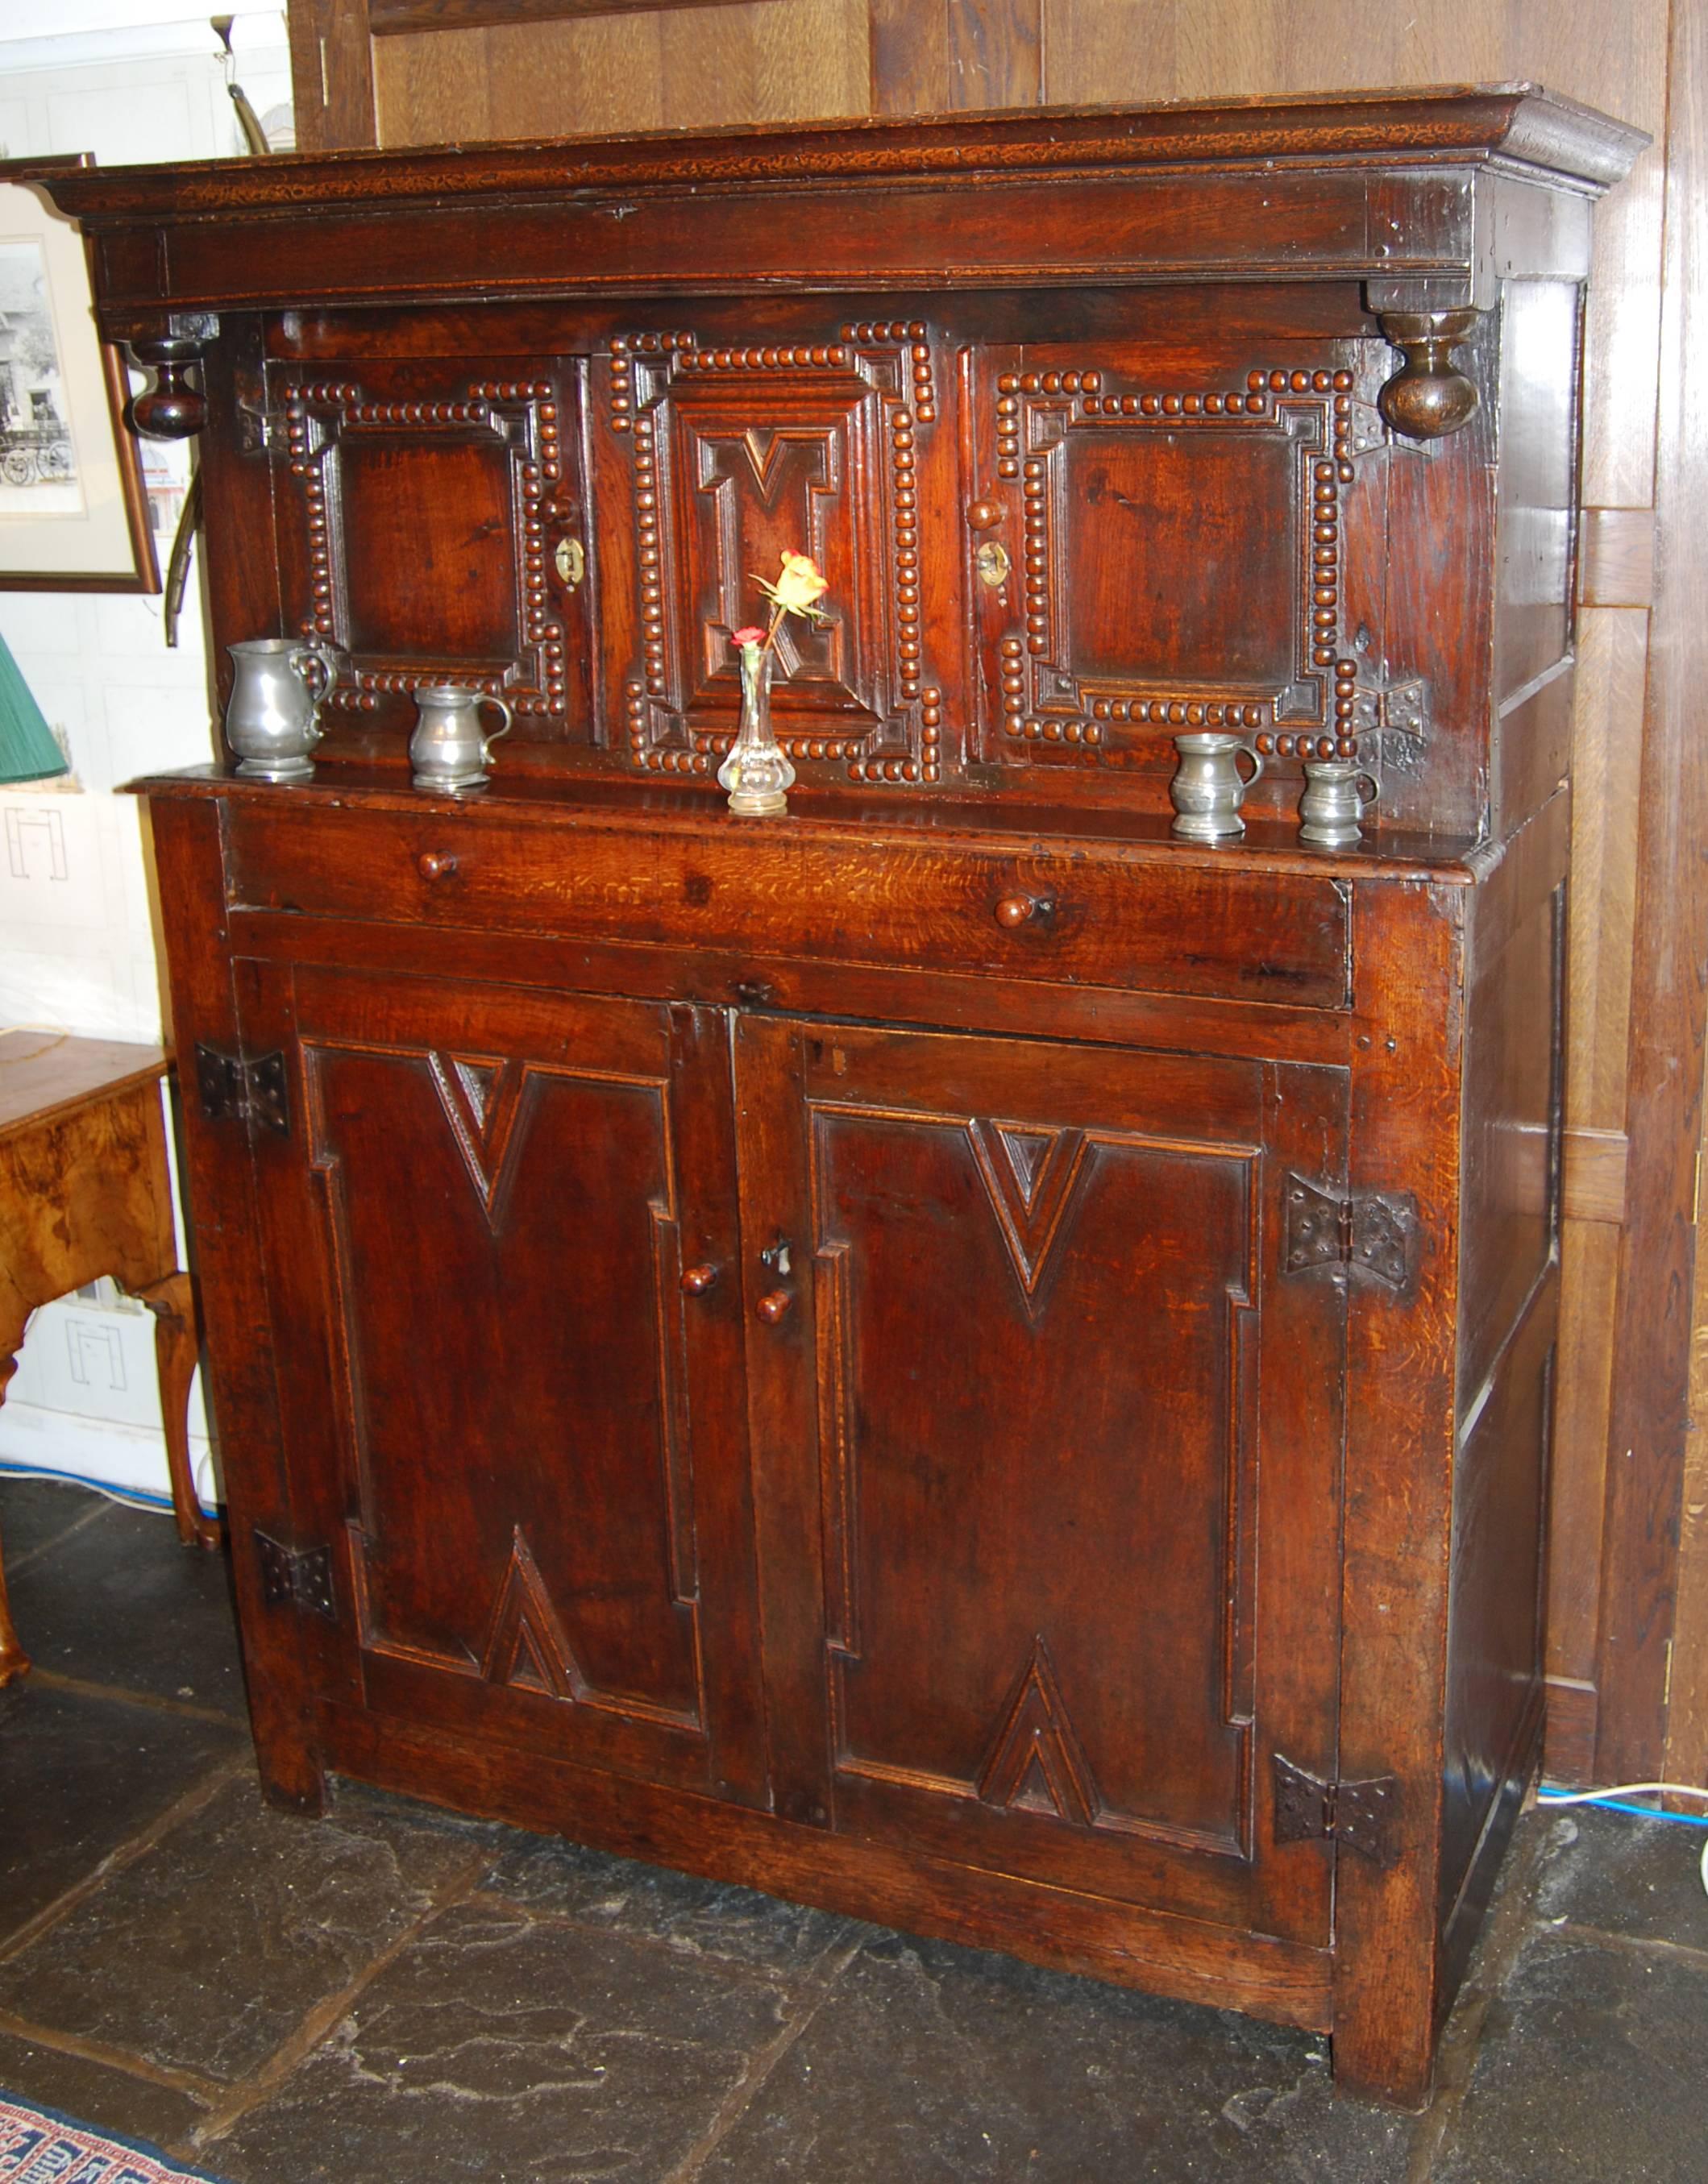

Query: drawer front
223;803;1351;1010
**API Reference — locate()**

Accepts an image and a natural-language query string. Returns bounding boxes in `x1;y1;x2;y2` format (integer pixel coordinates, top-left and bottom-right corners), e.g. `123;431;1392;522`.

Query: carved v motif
480;1527;584;1702
967;1118;1094;1308
428;1052;532;1230
976;1637;1099;1827
736;426;799;504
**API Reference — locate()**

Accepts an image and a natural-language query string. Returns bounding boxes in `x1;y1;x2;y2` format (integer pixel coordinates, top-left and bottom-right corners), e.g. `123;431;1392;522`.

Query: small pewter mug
1169;732;1265;842
1299;759;1379;849
409;685;514;795
225;637;340;782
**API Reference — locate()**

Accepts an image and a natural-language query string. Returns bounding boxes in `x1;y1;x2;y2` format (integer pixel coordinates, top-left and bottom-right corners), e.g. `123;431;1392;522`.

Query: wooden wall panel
370;0;867;143
870;0;1040;114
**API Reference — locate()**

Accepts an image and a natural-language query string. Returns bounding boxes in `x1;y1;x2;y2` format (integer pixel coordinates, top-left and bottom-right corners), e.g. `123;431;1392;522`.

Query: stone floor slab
0;1476;106;1574
696;1930;1419;2184
207;1897;800;2184
0;2027;210;2152
0;1681;242;1951
477;1830;862;1978
2;1504;243;1719
0;1773;485;2083
1531;1803;1708;1952
1434;1924;1708;2184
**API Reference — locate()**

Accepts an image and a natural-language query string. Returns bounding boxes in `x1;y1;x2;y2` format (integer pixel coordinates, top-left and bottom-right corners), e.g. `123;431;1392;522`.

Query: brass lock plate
975;540;1011;589
554;536;585;588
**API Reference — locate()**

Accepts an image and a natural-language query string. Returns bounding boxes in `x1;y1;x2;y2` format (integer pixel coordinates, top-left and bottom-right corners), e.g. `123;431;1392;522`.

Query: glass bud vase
718;640;796;817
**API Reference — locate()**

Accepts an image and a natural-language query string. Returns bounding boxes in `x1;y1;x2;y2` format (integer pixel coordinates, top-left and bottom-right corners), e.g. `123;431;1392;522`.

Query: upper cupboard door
592;321;955;789
270;354;594;749
737;1018;1347;1948
235;961;765;1807
968;332;1434;817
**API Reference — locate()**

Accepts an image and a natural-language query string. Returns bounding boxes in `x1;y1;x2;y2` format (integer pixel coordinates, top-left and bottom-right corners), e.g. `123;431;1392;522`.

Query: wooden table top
0;1033;170;1141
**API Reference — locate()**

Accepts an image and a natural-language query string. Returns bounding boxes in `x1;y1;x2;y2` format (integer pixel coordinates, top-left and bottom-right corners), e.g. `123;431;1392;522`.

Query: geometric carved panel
282;373;571;723
811;1092;1258;1858
987;360;1385;774
617;325;943;786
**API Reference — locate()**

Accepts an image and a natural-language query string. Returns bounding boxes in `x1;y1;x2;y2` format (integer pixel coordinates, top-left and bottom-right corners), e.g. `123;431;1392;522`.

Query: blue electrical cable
1536;1789;1708;1830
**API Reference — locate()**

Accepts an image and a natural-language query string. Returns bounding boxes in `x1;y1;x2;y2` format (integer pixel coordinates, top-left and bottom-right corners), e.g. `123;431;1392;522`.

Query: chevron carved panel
617;326;942;785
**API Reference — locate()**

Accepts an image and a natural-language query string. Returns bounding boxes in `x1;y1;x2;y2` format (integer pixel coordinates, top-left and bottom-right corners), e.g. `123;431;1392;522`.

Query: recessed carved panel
617;326;942;787
810;1095;1257;1858
983;361;1390;772
301;1033;704;1733
281;372;576;723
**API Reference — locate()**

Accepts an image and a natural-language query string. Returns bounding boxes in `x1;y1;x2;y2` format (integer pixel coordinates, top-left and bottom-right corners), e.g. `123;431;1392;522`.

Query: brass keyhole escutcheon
976;541;1011;589
554;536;585;588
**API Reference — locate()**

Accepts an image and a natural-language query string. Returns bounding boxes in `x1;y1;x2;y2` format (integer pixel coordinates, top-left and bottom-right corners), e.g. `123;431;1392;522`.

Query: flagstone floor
3;1473;1707;2183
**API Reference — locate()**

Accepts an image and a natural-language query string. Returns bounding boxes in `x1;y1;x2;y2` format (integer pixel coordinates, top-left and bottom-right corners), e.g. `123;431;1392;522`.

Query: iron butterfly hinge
1273;1754;1401;1867
254;1530;337;1621
1282;1175;1419;1293
194;1043;290;1139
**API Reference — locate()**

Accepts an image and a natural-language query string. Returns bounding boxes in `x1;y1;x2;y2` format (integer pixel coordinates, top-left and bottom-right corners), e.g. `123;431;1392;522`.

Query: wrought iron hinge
237;400;289;455
1351;672;1431;779
1282;1174;1418;1292
194;1044;289;1138
255;1530;337;1620
1273;1754;1400;1866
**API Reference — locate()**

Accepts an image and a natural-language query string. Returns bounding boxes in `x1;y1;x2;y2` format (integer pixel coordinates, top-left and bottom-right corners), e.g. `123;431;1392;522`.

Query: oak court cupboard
44;84;1645;2103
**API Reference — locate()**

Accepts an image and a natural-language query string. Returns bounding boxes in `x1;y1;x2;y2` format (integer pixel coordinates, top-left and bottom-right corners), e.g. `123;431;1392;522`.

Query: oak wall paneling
278;0;1702;1788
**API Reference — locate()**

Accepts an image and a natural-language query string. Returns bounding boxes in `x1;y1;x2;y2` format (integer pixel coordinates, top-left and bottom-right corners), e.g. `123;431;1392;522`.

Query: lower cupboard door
736;1015;1347;1945
238;959;767;1807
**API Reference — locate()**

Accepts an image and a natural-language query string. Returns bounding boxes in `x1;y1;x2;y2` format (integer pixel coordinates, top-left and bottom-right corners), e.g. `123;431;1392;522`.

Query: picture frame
0;155;160;594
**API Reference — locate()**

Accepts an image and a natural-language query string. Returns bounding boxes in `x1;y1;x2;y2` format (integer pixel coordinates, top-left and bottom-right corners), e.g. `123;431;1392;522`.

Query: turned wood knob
417;850;458;881
966;499;1003;530
995;892;1049;928
680;1264;719;1295
756;1289;794;1324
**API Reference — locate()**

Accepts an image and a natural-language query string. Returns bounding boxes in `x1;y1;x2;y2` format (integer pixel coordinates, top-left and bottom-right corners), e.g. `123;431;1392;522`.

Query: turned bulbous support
1376;308;1482;442
127;334;210;440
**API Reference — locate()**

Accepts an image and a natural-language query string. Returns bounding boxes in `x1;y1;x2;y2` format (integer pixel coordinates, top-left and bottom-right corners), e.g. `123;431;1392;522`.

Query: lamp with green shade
0;631;66;783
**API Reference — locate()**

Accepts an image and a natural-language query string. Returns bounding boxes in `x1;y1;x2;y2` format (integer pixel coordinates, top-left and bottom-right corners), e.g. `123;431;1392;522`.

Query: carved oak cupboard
46;87;1643;2103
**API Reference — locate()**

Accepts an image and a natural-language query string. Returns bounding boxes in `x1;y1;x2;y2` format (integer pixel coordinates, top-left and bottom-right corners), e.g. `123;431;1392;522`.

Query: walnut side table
0;1033;219;1684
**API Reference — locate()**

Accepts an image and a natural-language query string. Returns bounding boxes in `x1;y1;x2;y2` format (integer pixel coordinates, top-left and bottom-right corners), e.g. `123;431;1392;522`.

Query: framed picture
0;156;159;593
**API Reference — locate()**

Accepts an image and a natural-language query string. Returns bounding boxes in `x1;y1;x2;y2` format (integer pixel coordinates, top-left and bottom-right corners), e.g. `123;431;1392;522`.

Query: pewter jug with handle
225;637;340;782
1299;758;1379;849
409;684;513;795
1168;732;1265;842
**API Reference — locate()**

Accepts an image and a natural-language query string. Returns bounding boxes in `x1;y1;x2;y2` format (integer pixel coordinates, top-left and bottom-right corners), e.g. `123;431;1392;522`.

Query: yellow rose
767;550;829;614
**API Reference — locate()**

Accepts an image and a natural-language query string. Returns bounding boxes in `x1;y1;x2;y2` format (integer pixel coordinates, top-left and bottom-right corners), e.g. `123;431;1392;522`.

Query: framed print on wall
0;156;159;593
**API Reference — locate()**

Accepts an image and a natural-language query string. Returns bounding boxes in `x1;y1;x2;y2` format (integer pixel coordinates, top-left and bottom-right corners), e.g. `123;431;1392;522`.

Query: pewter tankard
409;684;514;795
1168;732;1265;842
225;637;341;781
1299;758;1379;849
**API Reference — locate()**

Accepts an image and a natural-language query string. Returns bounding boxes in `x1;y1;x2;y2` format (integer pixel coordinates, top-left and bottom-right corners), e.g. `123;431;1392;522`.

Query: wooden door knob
417;850;459;881
755;1289;794;1324
680;1263;720;1294
995;892;1051;928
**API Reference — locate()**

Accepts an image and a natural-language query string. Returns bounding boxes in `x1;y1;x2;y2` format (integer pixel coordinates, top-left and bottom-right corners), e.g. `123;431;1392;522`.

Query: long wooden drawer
222;801;1352;1010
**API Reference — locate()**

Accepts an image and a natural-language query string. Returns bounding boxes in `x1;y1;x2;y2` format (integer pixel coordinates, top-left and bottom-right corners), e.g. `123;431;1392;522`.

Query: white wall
0;5;292;1509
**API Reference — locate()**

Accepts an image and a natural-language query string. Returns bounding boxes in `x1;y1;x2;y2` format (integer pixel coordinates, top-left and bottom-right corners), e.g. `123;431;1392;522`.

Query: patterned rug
0;2092;231;2182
